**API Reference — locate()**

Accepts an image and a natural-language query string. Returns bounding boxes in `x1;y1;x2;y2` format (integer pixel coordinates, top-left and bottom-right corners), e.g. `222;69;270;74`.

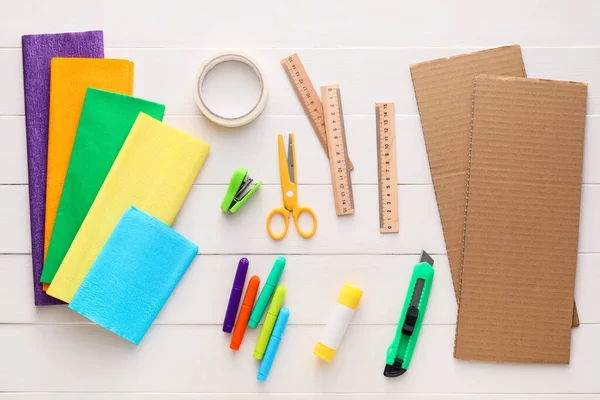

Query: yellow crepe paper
47;113;209;302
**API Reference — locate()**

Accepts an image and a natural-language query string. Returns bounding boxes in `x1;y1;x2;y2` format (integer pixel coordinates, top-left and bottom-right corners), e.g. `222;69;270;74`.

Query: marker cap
268;285;286;314
266;256;286;286
337;284;363;310
233;258;249;287
271;306;290;338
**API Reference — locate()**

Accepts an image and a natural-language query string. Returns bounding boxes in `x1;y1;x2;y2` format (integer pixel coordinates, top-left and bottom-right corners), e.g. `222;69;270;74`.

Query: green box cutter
384;250;435;378
221;168;262;213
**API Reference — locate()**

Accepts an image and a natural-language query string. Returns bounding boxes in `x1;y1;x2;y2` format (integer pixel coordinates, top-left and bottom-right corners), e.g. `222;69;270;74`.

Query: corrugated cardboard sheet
410;46;579;326
454;75;587;364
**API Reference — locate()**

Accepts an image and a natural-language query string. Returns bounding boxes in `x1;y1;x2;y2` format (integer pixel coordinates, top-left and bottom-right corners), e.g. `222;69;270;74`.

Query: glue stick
314;284;363;361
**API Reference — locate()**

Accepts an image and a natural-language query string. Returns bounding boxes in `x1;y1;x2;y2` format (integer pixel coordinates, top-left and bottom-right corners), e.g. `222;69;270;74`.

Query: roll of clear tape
193;52;268;128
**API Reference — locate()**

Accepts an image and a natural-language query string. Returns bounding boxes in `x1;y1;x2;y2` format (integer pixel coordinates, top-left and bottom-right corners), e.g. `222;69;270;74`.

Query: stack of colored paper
21;30;210;344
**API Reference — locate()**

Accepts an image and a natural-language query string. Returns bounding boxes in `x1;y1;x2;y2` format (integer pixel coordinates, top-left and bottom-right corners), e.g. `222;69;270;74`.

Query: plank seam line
4;45;600;50
2;113;600;118
3;252;600;256
2;183;600;187
0;391;598;395
1;322;599;327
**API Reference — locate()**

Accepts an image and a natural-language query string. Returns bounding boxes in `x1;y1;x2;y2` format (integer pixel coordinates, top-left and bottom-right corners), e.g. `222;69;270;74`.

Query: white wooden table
1;1;599;398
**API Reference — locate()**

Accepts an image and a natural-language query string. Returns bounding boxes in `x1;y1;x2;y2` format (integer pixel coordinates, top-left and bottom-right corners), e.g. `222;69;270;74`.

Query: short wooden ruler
281;53;353;169
322;84;355;216
376;102;398;233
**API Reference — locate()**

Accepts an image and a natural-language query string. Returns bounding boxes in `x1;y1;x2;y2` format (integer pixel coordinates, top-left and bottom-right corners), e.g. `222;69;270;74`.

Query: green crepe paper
41;88;166;284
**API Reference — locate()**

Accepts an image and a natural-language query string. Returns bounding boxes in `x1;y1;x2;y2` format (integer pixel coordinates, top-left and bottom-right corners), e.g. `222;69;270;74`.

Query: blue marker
257;307;290;382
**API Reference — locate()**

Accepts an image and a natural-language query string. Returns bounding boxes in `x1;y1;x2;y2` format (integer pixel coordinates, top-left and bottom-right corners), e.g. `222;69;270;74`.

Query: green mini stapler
221;168;262;213
384;250;435;377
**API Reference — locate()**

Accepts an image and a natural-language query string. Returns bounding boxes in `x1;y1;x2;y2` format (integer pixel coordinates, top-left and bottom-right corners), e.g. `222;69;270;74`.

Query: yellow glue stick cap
337;284;363;310
314;342;336;361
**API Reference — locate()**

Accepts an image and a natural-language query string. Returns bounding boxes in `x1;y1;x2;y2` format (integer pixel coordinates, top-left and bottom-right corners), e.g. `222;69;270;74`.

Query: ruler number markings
376;102;399;233
323;85;355;216
281;53;353;169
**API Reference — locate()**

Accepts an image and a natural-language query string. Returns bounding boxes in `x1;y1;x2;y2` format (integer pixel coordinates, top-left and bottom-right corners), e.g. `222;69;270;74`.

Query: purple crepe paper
22;31;104;306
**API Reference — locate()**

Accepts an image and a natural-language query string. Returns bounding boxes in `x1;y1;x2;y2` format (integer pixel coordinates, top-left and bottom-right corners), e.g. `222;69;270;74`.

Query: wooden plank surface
1;1;600;48
1;112;600;186
0;324;598;393
1;0;599;396
2;48;600;116
0;254;598;325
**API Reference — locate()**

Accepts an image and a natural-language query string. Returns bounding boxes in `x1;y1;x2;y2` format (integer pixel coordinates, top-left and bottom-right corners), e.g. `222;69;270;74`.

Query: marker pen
223;258;249;333
249;256;285;328
257;307;290;381
230;275;260;350
254;285;286;359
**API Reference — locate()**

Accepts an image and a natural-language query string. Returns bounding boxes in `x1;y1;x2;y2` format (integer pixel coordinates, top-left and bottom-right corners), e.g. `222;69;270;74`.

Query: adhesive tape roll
194;52;268;128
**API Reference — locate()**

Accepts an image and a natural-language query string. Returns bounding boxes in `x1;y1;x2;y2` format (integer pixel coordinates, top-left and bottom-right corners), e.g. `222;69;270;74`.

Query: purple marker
223;258;249;333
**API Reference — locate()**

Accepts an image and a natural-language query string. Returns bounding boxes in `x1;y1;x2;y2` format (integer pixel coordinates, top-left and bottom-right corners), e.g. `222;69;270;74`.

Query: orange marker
230;275;260;350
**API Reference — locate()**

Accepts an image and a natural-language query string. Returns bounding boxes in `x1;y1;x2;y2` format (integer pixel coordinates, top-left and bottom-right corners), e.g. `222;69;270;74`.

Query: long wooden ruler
322;84;355;216
281;53;353;169
376;102;398;233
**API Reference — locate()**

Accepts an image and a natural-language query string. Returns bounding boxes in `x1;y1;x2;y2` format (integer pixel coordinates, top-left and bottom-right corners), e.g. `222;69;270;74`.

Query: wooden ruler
281;53;353;169
376;102;398;233
322;84;355;216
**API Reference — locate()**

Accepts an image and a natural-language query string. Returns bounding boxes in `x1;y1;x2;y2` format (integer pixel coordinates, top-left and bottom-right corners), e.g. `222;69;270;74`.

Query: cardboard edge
453;352;571;365
516;45;527;78
408;62;451;292
409;44;523;71
453;73;480;359
471;74;588;88
569;79;588;329
409;64;454;248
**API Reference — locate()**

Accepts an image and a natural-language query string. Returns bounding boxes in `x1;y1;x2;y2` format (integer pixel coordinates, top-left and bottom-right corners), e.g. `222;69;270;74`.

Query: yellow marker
314;284;363;361
254;285;286;360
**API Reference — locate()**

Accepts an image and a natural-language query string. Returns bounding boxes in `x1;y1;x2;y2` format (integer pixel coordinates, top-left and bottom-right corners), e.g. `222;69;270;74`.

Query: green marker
254;285;286;359
384;251;435;377
248;256;286;328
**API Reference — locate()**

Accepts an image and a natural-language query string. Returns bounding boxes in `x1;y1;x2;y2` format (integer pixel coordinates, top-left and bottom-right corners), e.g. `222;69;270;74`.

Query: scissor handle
267;207;290;240
292;205;317;239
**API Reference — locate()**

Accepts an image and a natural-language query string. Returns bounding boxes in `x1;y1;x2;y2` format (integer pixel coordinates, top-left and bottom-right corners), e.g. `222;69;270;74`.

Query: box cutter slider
384;250;434;378
221;168;262;213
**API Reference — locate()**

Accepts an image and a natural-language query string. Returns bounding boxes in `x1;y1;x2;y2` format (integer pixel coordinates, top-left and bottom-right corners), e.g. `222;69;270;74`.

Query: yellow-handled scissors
267;133;317;240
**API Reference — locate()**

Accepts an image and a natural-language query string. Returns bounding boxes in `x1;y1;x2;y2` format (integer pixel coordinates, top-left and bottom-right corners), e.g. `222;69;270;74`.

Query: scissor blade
287;135;295;184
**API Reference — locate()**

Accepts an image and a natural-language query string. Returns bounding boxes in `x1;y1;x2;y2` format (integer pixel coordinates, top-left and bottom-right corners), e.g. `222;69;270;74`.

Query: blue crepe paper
69;206;198;344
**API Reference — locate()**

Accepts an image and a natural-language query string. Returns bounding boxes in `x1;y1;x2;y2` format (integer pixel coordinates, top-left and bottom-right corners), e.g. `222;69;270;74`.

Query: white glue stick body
314;284;363;361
